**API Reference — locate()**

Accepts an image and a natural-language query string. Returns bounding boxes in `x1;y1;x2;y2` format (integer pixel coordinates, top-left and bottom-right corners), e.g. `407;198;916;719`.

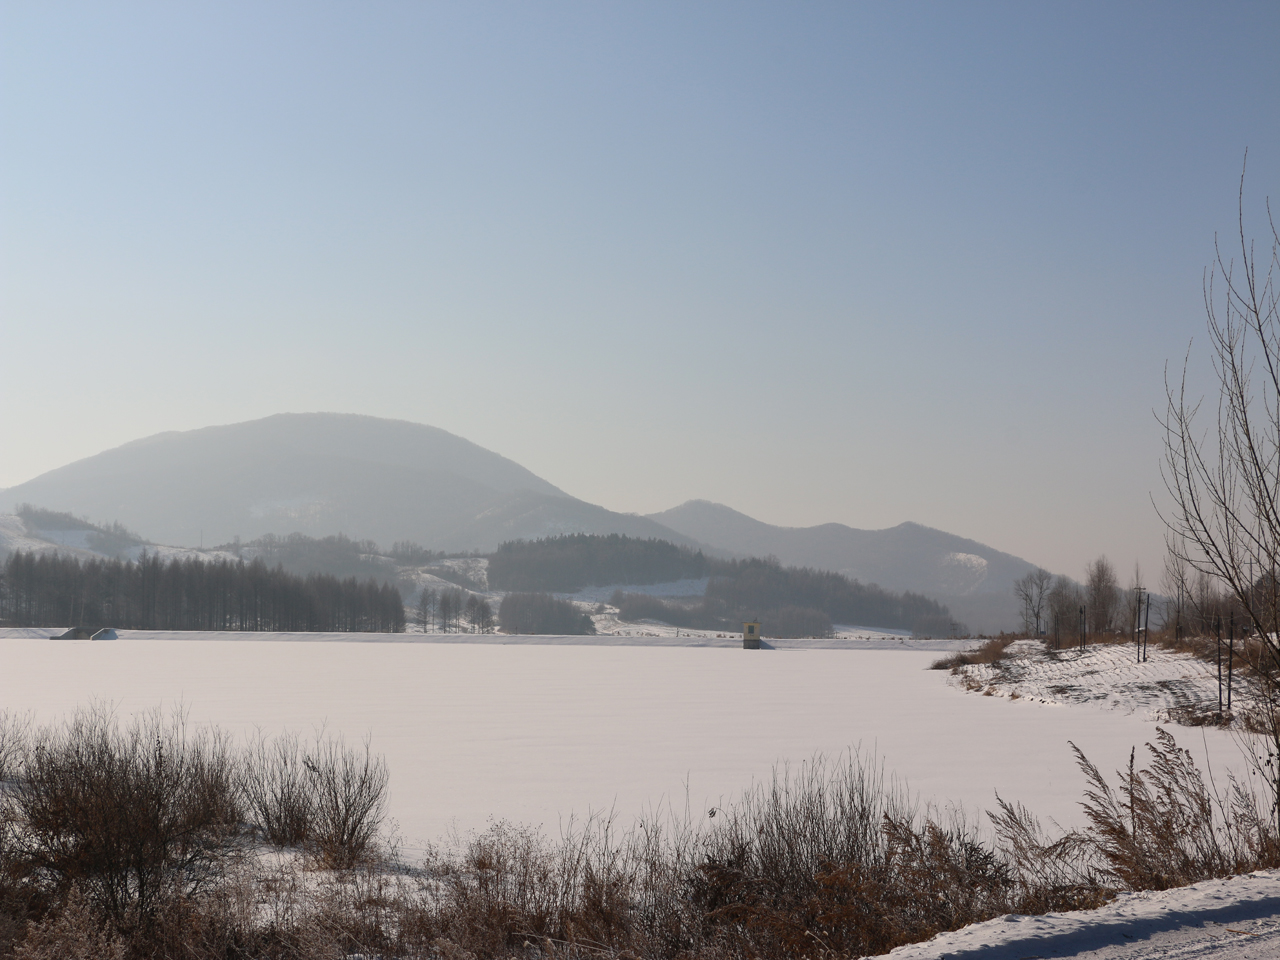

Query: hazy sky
3;2;1279;582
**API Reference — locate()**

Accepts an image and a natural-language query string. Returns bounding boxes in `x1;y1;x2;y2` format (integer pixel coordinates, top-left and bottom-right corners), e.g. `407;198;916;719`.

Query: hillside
0;414;702;553
648;500;1039;633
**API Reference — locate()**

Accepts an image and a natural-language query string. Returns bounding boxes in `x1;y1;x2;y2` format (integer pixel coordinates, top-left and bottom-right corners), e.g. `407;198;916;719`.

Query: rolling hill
0;414;702;553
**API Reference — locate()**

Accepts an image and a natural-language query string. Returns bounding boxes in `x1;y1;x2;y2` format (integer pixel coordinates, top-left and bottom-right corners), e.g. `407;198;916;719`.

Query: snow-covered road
883;870;1280;959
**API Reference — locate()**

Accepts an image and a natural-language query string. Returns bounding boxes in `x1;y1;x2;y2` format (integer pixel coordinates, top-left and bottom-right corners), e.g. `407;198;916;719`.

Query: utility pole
1227;612;1235;711
1134;586;1143;663
1216;614;1223;714
1143;594;1151;662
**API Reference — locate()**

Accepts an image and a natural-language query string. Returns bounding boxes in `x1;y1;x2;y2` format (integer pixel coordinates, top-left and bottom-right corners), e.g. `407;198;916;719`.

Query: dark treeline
498;592;596;635
614;558;956;638
488;534;708;592
0;550;405;633
709;558;954;636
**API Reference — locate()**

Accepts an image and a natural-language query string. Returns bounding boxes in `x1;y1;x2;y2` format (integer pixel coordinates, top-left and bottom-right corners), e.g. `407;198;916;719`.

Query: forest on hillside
707;558;955;635
0;551;405;633
488;534;709;591
489;534;959;636
613;558;955;638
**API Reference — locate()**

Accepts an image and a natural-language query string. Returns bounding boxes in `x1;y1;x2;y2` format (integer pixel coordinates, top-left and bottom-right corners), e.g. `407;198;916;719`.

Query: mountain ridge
3;416;1041;630
647;499;1037;632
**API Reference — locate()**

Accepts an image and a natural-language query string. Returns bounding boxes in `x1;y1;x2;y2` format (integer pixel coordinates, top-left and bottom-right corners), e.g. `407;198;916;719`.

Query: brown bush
9;706;240;937
931;636;1016;670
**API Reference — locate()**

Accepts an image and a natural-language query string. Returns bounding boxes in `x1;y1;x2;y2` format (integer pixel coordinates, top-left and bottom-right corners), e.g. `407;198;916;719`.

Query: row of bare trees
415;585;495;633
1015;555;1138;640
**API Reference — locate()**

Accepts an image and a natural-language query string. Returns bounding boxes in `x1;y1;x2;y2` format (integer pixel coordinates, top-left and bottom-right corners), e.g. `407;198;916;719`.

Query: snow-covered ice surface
0;630;1256;861
883;870;1280;959
580;614;960;649
949;640;1254;727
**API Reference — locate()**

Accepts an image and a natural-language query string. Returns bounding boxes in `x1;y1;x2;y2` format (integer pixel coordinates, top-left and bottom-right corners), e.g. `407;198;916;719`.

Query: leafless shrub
8;705;241;937
304;734;389;869
688;754;1016;958
0;712;31;785
242;730;315;847
7;711;1280;959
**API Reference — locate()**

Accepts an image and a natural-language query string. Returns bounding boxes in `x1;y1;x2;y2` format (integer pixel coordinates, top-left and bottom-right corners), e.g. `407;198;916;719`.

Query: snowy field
0;630;1257;861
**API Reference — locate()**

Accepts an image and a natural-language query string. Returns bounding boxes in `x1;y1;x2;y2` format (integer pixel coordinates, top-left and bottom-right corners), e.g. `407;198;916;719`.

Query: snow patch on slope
938;551;991;594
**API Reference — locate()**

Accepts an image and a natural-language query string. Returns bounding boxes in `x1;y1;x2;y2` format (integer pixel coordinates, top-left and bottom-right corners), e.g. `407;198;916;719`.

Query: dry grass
3;713;1279;959
930;636;1017;671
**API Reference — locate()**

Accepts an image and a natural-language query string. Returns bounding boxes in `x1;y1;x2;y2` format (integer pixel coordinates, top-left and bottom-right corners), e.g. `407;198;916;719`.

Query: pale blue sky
3;2;1278;581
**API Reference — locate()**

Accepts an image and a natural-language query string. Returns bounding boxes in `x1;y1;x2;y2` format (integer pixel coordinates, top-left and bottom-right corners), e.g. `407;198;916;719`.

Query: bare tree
1047;575;1082;647
475;598;495;633
1161;552;1189;633
1160;165;1280;823
1161;170;1280;651
1085;556;1120;635
437;589;456;632
1014;567;1053;635
416;586;437;633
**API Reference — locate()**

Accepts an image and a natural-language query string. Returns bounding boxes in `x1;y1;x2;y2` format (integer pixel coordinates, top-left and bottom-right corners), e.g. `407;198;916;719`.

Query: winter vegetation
1;692;1277;959
216;531;397;582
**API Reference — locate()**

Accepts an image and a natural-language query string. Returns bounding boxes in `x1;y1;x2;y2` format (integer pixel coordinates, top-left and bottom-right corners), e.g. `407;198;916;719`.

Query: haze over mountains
648;501;1034;631
1;414;1039;631
0;414;698;553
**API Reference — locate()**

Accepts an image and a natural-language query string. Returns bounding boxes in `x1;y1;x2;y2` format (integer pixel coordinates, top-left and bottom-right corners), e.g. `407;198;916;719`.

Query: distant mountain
647;500;1040;633
0;414;705;554
2;415;1041;631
